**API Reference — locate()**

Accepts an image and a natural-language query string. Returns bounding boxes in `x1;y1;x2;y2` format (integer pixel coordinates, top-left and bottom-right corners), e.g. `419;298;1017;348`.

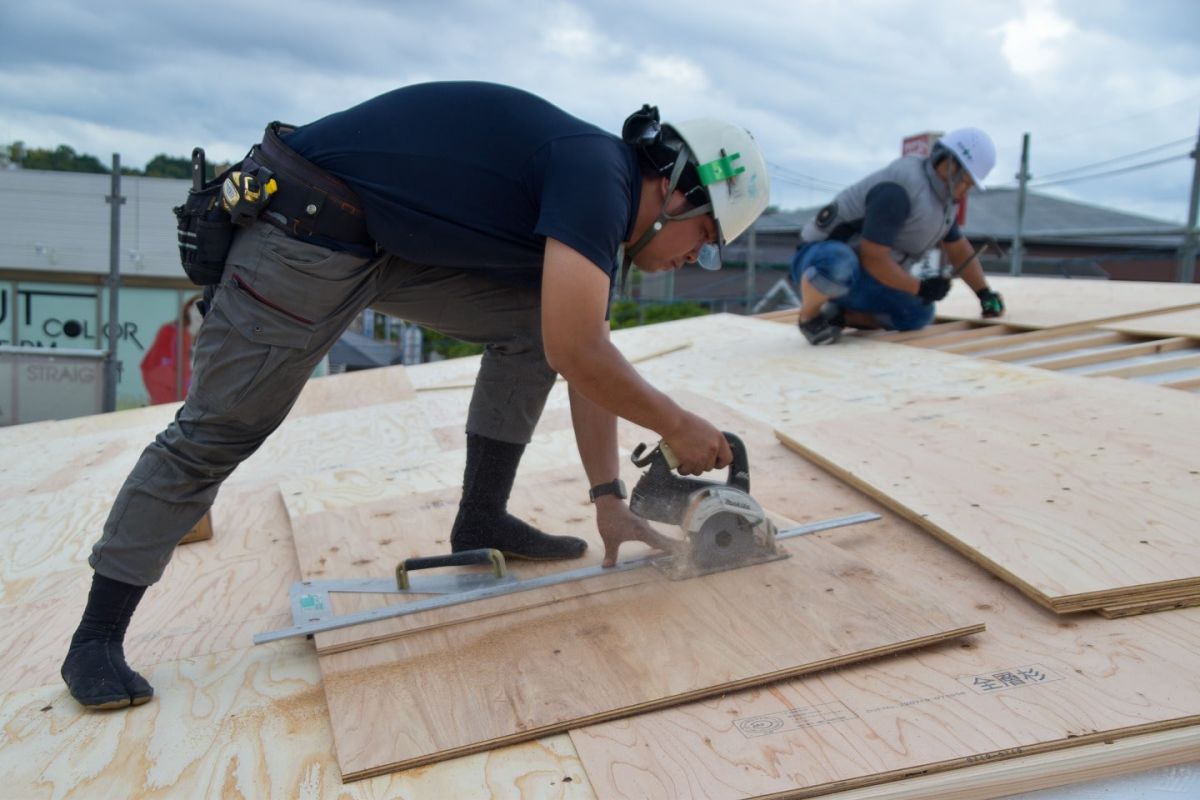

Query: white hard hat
936;127;996;188
665;119;771;268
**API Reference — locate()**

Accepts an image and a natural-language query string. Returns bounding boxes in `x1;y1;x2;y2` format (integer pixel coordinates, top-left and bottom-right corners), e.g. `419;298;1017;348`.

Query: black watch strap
588;479;627;502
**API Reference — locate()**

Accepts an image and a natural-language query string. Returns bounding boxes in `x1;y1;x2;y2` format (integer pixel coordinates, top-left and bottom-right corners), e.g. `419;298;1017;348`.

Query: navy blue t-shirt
862;182;962;247
283;82;641;284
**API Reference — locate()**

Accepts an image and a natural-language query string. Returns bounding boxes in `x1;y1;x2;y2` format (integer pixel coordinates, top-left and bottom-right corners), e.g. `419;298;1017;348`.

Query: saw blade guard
657;485;786;580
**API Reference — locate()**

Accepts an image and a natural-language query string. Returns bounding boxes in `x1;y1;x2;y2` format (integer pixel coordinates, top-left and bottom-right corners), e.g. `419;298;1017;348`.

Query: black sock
451;434;587;560
61;573;154;709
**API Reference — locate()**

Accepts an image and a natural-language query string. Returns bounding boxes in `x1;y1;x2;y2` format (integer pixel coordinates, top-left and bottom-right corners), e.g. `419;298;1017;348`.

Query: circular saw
629;432;788;580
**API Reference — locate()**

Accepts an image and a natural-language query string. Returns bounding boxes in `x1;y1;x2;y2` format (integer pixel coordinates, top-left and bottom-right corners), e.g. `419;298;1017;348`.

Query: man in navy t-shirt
62;82;771;709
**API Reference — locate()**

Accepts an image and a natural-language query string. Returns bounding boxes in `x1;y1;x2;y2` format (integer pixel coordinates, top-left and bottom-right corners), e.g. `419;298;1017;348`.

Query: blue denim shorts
790;241;935;331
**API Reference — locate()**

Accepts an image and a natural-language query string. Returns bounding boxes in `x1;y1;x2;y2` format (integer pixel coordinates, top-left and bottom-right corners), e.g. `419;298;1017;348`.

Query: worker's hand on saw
596;497;684;568
663;411;733;476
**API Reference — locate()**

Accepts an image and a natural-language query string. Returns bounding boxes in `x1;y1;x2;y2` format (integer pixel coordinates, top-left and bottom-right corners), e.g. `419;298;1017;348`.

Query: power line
1038;93;1200;144
1029;153;1190;188
769;174;839;191
1033;136;1195;182
766;161;845;191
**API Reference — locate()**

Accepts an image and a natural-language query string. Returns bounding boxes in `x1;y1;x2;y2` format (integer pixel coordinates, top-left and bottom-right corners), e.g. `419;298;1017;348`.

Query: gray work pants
90;221;557;586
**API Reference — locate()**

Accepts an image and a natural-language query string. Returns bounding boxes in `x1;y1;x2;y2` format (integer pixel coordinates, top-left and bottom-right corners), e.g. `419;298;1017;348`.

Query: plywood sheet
319;523;983;779
0;480;302;694
597;313;1064;433
0;640;595;800
818;727;1200;800
934;276;1200;328
776;377;1200;612
0;366;428;693
283;462;667;657
1101;308;1200;340
571;402;1200;800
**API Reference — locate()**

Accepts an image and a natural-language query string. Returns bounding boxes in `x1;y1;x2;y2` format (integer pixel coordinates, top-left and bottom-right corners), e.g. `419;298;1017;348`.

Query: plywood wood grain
934;276;1200;328
776;378;1200;612
0;481;301;694
809;727;1200;800
319;524;983;779
601;313;1064;433
283;465;670;655
0;641;596;800
571;402;1200;800
0;366;427;693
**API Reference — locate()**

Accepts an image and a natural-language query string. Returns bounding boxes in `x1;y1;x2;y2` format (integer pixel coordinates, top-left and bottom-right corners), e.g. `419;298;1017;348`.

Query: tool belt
246;122;373;248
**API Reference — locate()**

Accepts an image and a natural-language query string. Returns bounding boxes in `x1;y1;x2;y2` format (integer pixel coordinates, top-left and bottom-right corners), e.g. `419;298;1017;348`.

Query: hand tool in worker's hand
948;237;997;278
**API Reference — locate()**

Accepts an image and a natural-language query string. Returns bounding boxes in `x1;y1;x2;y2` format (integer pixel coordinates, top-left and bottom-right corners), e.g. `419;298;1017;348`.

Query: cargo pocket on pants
186;274;317;427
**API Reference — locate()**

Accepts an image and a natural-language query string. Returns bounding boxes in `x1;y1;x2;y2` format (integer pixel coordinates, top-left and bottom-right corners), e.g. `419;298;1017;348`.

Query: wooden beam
873;320;974;343
985;331;1130;362
177;512;212;545
905;325;1023;350
1031;337;1193;371
1162;376;1200;391
941;323;1101;354
1085;351;1200;379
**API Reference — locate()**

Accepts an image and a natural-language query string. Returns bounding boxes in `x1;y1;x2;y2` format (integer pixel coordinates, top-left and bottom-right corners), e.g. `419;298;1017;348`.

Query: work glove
977;287;1005;318
917;276;952;304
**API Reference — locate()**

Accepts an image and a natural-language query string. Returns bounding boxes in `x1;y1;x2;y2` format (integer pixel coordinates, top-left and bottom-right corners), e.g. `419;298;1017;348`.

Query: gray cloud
0;0;1196;222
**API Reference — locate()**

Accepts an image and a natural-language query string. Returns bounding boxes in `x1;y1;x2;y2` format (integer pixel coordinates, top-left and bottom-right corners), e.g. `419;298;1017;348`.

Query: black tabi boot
798;301;845;345
61;572;154;710
451;433;588;560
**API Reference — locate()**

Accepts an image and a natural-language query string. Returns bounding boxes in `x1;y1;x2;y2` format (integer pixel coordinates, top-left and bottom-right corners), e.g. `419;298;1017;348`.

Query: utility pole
104;154;125;413
1179;114;1200;283
1010;132;1030;276
745;226;757;312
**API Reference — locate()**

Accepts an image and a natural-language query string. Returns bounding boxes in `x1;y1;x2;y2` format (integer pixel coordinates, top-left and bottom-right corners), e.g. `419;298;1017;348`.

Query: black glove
977;287;1004;318
917;276;951;303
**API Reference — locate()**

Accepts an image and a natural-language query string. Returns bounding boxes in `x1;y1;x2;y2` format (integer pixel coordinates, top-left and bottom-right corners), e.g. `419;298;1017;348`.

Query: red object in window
140;322;193;404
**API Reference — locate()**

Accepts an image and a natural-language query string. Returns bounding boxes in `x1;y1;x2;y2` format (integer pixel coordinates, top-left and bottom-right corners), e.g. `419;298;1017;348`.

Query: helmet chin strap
929;146;969;201
620;144;712;291
945;158;970;198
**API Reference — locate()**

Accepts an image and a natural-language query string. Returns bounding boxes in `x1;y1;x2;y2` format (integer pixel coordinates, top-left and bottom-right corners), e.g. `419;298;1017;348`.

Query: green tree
19;144;109;173
420;328;485;359
143;154;192;179
609;299;709;330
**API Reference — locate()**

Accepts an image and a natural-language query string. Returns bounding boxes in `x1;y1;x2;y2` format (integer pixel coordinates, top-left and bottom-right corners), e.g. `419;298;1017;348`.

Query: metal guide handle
395;548;506;591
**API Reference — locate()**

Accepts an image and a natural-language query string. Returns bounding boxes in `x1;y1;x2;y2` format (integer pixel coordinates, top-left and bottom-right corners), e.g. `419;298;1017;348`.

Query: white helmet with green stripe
668;119;770;266
622;113;770;272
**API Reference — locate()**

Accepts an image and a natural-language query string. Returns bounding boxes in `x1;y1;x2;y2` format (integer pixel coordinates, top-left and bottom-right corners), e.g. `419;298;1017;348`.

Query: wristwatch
588;479;627;502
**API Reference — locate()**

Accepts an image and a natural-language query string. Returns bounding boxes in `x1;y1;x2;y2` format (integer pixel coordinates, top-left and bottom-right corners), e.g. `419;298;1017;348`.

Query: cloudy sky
1;0;1198;223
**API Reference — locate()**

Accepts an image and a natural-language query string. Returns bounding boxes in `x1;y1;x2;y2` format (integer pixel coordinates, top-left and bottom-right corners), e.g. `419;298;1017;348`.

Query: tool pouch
174;149;239;286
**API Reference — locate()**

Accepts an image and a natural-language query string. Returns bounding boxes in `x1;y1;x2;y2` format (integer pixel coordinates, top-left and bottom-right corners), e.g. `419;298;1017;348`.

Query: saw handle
395;548;507;591
631;431;750;492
